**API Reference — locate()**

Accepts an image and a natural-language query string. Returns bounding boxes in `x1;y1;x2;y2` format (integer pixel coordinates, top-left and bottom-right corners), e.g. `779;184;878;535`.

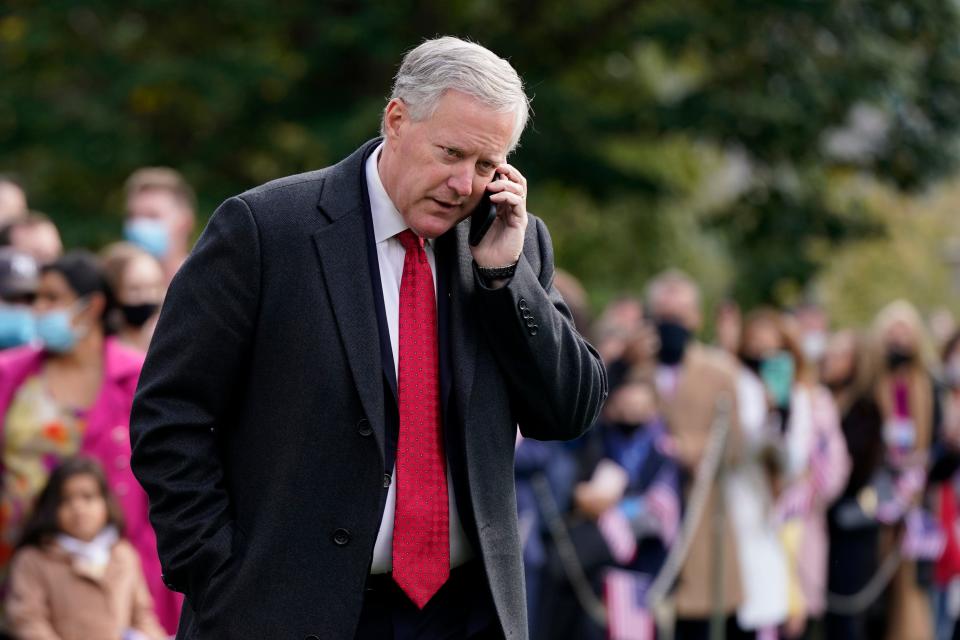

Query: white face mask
802;331;827;363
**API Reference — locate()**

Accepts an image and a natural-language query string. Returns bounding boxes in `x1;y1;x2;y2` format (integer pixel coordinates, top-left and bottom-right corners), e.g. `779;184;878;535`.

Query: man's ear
383;98;407;142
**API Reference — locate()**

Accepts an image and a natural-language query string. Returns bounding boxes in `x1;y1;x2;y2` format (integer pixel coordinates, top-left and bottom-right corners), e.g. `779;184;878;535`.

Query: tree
3;1;960;311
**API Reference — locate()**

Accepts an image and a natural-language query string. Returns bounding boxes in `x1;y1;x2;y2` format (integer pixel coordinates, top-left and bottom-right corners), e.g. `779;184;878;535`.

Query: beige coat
6;539;167;640
662;344;744;619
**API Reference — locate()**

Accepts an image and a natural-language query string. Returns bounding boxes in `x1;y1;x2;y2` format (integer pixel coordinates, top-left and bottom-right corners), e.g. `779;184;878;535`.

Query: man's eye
444;147;459;158
478;162;495;173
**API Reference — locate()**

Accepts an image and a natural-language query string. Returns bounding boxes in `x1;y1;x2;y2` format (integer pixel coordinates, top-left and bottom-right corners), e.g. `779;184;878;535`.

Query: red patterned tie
392;229;449;608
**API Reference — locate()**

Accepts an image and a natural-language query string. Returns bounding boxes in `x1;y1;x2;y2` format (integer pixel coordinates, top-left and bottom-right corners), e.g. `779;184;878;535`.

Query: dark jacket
129;139;607;639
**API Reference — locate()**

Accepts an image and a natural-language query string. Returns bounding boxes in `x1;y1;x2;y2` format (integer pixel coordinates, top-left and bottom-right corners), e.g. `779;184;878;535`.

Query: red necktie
392;229;449;608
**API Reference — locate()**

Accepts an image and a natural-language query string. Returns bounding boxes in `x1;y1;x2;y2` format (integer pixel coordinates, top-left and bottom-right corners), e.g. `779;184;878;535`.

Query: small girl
5;457;167;640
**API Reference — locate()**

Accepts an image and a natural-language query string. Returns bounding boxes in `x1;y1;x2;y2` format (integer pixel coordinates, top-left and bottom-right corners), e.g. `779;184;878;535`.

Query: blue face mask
124;218;170;259
35;309;79;354
0;306;36;349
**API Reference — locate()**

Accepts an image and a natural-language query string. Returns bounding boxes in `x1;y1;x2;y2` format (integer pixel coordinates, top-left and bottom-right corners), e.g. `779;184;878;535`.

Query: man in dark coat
129;36;607;639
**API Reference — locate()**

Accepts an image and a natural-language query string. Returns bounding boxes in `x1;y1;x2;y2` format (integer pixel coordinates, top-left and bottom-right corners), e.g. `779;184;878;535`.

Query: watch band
476;261;518;280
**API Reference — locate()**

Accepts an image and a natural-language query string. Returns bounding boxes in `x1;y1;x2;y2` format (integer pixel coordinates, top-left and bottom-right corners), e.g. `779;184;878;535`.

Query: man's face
126;189;191;244
380;90;515;239
650;283;701;331
11;222;62;266
0;183;27;226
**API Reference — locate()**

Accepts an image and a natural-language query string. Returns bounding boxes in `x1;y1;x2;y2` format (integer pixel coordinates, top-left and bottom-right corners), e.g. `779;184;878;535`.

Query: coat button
383;473;391;488
332;528;351;546
528;325;539;336
518;298;529;311
357;419;373;437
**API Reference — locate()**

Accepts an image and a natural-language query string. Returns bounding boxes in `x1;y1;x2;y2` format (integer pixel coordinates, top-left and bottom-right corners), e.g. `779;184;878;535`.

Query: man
643;270;746;640
0;175;28;226
130;37;606;640
0;212;63;265
0;247;39;349
123;167;197;283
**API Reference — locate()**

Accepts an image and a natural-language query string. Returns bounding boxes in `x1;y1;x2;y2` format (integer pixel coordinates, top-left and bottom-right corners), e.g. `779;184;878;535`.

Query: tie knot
397;229;425;253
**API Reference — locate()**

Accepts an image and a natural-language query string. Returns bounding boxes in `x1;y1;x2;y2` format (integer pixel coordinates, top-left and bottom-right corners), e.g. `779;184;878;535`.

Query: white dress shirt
366;144;473;574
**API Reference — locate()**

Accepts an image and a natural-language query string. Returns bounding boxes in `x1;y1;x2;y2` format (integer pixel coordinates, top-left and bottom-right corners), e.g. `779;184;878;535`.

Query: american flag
599;507;637;564
876;466;926;525
776;481;813;523
604;568;654;640
809;432;832;498
902;507;946;561
646;472;681;545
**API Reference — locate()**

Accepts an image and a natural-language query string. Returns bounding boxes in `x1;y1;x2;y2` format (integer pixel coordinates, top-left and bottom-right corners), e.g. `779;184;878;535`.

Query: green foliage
3;1;960;312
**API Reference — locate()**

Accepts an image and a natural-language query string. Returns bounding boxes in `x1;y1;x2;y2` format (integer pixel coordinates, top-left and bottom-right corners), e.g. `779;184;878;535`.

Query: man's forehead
428;93;514;158
652;284;699;311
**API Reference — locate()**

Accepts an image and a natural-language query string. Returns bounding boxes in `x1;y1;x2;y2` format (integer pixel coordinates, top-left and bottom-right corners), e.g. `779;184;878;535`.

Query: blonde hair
871;299;938;373
124;167;196;213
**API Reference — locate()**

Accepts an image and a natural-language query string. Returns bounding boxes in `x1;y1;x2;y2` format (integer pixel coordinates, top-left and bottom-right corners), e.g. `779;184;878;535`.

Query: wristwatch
476;260;518;286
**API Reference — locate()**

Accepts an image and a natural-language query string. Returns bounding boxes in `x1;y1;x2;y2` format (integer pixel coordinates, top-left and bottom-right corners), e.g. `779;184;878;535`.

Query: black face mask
120;303;159;328
741;355;763;375
609;420;648;435
656;320;691;365
824;373;855;393
886;347;915;370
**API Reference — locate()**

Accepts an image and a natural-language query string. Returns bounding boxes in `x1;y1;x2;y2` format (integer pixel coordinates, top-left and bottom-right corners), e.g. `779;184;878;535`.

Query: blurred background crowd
5;1;960;639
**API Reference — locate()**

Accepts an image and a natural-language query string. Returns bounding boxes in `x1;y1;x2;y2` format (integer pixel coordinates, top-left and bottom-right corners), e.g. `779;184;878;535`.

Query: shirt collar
365;142;421;245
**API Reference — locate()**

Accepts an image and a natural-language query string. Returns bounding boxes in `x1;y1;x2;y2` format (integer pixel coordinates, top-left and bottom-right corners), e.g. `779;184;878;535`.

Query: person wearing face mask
101;243;166;353
630;270;748;639
0;251;180;636
535;379;680;640
926;328;960;640
819;330;887;640
122;167;196;285
0;248;39;350
737;310;849;640
866;299;953;640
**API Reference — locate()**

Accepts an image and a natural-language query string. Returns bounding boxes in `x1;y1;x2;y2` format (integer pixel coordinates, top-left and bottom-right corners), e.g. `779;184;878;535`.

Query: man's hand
470;163;528;272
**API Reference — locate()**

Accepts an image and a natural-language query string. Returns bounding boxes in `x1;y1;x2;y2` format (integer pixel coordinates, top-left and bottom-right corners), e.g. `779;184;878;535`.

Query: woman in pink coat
0;251;179;634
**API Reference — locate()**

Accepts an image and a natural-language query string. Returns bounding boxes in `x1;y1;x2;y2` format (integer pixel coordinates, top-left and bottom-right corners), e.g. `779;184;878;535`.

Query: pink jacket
0;338;180;634
789;385;851;618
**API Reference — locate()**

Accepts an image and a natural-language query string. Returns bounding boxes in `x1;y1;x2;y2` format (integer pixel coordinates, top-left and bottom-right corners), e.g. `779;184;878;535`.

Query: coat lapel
446;222;479;430
312;141;386;462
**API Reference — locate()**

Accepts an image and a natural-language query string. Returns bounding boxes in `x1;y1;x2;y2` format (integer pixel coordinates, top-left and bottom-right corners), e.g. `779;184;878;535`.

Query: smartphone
469;173;501;247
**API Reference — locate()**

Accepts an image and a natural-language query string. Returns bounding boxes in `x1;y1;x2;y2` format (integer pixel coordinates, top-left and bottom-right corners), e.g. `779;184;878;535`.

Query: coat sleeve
6;550;63;640
126;547;169;640
129;196;260;602
474;216;607;441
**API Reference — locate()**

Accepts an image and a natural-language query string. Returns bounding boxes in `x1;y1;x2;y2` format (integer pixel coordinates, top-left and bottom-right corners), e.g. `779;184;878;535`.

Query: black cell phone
469;173;501;247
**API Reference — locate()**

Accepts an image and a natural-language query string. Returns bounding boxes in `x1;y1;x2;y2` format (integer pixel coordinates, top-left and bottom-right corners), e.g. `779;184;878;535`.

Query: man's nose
447;167;474;198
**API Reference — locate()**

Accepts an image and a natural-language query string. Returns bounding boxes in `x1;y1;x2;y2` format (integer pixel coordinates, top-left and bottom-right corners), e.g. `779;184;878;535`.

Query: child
537;378;681;640
5;457;167;640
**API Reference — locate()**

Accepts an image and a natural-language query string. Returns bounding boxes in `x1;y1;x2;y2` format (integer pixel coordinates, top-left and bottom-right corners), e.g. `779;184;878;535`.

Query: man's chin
408;212;462;239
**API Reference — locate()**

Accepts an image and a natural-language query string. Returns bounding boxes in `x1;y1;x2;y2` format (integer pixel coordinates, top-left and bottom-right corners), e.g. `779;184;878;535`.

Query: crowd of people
0;166;959;640
519;270;960;640
0;170;189;639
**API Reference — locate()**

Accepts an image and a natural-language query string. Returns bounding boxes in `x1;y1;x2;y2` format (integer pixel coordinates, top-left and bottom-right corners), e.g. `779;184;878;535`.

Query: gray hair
382;36;531;152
